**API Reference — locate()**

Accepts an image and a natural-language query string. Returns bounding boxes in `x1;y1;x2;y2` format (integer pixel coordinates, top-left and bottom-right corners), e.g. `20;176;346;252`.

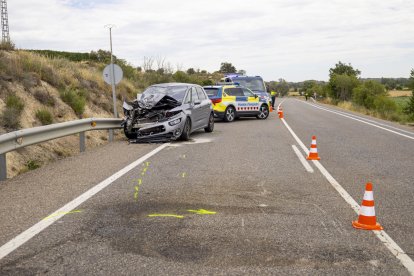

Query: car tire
256;104;269;120
224;106;236;122
204;113;214;133
180;118;191;141
124;125;137;139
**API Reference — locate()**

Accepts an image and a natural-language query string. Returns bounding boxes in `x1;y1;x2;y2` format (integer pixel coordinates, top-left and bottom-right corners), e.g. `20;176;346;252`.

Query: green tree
404;69;414;119
276;78;289;96
329;61;361;78
219;62;236;74
331;74;359;101
328;61;361;100
187;68;196;75
353;80;387;109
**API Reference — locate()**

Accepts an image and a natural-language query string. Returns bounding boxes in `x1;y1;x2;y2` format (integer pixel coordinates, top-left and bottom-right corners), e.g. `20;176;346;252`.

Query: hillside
0;49;222;178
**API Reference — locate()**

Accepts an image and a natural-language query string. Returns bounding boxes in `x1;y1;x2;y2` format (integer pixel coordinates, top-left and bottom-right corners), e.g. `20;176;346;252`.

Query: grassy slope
0;50;138;177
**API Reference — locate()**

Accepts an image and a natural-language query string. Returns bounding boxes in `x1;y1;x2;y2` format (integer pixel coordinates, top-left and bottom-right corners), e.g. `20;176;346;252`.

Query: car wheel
124;125;137;139
204;113;214;133
224;106;235;122
256;104;269;120
180;118;191;141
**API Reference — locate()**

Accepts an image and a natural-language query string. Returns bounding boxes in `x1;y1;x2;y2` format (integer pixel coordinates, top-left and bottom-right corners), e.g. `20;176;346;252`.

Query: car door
189;86;203;130
242;87;260;112
196;86;211;127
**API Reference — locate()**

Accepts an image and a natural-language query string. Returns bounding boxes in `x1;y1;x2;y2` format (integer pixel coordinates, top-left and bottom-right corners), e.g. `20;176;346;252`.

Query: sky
7;0;414;82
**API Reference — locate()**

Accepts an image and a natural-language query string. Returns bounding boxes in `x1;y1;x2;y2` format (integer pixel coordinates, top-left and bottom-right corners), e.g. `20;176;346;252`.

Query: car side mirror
254;94;258;98
194;101;201;105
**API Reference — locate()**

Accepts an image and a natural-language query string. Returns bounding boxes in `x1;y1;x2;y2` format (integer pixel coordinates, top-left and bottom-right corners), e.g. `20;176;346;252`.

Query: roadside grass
321;98;413;124
388;90;412;97
35;109;53;125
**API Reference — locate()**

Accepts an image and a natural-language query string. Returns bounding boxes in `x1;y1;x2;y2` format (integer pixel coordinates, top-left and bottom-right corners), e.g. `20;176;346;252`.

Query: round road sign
103;64;123;85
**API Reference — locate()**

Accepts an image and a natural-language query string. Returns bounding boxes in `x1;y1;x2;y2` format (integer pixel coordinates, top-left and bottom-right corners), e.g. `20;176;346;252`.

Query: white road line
281;117;414;275
306;101;414;136
299;100;414;140
0;143;170;261
291;145;314;173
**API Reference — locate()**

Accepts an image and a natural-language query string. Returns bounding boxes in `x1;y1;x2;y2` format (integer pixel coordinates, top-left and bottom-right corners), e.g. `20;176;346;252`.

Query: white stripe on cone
363;191;374;201
360;206;376;216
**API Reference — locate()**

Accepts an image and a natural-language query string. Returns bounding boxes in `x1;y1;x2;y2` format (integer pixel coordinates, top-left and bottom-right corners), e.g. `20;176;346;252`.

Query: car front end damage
122;95;187;142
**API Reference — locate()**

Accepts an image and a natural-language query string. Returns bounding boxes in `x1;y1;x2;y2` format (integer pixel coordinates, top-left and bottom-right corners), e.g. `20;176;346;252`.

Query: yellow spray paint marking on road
187;209;217;215
181;154;186;159
43;210;82;220
134;185;140;200
181;172;187;178
148;214;184;219
145;162;150;167
137;179;142;185
142;167;148;173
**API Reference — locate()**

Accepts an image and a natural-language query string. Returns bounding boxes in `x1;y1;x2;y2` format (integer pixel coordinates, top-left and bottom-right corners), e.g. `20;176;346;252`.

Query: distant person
305;92;308;101
271;90;277;108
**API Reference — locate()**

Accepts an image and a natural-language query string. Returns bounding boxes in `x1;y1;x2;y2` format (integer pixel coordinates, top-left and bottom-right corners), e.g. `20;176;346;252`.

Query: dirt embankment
0;50;137;178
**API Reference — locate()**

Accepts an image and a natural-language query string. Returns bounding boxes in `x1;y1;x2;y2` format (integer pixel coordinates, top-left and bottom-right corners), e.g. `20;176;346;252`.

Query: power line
1;0;10;42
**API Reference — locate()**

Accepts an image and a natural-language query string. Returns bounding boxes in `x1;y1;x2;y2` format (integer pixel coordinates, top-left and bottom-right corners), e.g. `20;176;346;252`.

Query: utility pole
105;24;117;142
1;0;10;43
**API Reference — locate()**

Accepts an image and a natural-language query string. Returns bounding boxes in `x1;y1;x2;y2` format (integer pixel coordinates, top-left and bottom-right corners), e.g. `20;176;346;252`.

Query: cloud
7;0;414;81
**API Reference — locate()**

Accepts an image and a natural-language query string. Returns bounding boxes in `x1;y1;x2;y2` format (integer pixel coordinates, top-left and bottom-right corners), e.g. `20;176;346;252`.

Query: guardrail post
0;153;7;181
80;132;86;152
108;129;114;142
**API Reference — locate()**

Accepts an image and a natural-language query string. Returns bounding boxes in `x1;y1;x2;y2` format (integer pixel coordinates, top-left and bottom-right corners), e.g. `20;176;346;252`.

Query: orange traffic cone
306;136;320;160
352;182;383;230
278;106;284;119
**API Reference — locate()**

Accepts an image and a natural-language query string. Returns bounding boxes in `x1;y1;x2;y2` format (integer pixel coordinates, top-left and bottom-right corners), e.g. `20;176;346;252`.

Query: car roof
203;85;238;89
151;83;196;87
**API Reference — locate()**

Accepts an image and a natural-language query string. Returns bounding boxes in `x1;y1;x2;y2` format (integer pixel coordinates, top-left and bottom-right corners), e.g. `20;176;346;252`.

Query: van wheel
180;118;191;141
205;113;214;132
257;105;269;119
224;106;235;122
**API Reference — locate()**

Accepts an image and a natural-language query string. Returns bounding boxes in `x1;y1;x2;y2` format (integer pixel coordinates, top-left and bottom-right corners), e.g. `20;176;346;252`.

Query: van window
225;88;244;96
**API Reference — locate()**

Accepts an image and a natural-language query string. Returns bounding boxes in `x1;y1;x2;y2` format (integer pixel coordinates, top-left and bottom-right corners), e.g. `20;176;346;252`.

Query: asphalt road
0;98;413;275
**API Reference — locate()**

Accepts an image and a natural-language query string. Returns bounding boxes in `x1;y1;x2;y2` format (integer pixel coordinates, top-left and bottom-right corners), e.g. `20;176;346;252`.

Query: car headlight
168;118;182;126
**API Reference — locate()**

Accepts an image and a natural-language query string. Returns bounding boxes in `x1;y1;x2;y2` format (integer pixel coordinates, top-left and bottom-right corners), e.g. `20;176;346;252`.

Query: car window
204;88;219;97
225;88;244;96
242;88;255;97
184;88;192;104
191;87;200;102
196;87;207;100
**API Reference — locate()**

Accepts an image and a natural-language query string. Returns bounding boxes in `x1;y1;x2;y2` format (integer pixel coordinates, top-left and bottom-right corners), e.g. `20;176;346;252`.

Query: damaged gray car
122;83;214;142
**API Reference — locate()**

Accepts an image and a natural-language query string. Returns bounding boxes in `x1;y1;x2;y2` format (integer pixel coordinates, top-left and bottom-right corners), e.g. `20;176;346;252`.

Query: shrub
6;94;25;112
35;109;53;125
0;40;15;51
352;80;386;109
60;88;86;116
26;160;40;170
33;89;56;106
404;92;414;120
1;107;21;129
373;96;397;117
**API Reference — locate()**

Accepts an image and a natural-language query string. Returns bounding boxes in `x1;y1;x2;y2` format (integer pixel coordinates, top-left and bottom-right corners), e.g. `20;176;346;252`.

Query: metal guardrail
0;117;123;181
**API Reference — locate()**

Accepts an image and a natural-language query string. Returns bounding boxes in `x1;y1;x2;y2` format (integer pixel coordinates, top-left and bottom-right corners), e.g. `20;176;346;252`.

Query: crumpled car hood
139;94;180;110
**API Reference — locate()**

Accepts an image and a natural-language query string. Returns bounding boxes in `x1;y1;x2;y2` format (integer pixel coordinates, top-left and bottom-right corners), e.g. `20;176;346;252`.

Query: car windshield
142;85;188;103
204;88;220;97
234;78;265;92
